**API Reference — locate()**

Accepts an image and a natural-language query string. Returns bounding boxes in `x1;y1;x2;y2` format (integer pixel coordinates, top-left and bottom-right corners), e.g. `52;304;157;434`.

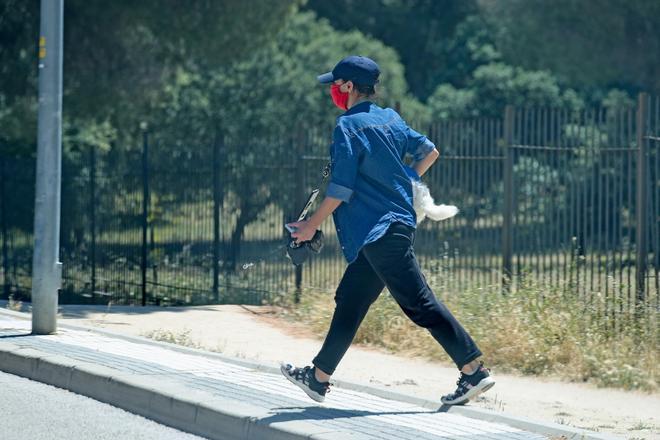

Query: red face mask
330;83;349;110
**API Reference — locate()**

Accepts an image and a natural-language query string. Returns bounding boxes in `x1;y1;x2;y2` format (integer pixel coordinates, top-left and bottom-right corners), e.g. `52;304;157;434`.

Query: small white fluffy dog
411;179;459;224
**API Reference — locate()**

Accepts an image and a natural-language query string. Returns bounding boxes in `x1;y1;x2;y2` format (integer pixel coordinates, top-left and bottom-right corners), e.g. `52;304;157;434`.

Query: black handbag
286;229;324;266
286;163;331;266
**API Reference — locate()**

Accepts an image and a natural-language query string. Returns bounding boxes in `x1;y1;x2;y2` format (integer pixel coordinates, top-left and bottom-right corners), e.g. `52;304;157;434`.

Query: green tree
305;0;478;100
1;0;302;257
480;0;660;95
0;0;300;156
428;63;583;120
0;0;40;154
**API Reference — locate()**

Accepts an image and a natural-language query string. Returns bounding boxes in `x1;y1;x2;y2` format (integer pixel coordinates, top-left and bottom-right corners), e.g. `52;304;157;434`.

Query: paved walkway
0;312;614;440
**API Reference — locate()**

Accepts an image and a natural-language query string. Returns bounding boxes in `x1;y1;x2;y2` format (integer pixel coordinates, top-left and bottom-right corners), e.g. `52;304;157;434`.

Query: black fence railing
1;95;658;325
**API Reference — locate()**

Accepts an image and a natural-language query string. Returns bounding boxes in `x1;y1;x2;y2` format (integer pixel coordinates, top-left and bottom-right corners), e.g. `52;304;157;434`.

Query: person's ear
340;81;353;94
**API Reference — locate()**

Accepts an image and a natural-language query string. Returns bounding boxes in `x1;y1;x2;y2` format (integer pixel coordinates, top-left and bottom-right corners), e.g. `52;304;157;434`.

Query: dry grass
280;275;658;392
5;295;23;312
141;328;202;349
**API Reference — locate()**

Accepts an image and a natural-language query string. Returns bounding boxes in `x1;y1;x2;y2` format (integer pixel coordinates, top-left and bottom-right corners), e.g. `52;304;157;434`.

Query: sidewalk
0;309;616;440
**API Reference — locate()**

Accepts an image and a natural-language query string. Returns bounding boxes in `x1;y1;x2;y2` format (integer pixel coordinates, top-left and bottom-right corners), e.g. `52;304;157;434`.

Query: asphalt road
0;371;207;440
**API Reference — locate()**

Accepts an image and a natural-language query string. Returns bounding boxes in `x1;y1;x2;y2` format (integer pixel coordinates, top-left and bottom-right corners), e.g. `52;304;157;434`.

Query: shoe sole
441;377;496;406
280;364;326;403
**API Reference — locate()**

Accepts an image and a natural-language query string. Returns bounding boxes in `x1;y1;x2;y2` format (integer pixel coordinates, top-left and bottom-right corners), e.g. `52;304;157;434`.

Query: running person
281;56;495;406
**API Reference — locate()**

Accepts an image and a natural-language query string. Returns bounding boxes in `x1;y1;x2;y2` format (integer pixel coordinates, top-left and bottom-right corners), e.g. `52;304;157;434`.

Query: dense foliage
3;0;659;155
2;0;658;264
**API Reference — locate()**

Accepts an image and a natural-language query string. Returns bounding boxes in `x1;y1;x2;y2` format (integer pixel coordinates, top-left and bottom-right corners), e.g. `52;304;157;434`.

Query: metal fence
1;95;658;320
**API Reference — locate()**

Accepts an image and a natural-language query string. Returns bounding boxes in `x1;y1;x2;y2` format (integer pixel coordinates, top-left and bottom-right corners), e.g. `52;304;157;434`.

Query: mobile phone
285;224;298;233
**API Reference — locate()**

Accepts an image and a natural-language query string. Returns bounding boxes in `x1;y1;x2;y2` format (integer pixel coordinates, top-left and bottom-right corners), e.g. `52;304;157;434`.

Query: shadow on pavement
0;333;33;339
259;405;435;424
0;301;225;319
57;304;222;319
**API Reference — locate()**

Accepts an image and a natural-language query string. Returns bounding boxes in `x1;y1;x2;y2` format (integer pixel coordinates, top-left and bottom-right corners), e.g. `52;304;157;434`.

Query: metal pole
141;127;149;306
32;0;64;334
294;131;304;303
1;156;10;298
89;145;96;297
212;130;221;303
502;106;514;292
635;93;648;305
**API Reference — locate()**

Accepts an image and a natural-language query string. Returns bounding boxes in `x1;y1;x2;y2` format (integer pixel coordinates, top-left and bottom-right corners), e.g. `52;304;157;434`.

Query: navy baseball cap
317;55;380;86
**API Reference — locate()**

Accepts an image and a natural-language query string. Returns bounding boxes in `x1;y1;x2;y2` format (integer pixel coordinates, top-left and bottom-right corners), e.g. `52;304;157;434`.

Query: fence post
502;106;515;292
212;129;222;303
294;131;304;303
141;126;150;306
89;145;96;297
635;93;649;305
0;156;9;298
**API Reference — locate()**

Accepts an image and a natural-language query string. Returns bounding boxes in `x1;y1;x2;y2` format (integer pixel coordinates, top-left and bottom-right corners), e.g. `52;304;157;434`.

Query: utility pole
32;0;64;334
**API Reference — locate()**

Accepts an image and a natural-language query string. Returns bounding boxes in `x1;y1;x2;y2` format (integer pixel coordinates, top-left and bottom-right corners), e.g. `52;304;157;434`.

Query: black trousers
312;222;482;375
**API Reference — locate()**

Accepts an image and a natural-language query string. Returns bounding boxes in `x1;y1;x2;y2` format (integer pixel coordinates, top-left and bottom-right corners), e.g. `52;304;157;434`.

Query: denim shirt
326;101;436;263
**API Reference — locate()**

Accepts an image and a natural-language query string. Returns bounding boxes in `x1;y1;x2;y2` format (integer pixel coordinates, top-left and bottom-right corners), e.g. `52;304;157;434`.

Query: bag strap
295;161;331;222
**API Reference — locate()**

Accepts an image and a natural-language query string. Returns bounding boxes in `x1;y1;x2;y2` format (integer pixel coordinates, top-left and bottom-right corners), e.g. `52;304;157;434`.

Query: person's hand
287;220;317;244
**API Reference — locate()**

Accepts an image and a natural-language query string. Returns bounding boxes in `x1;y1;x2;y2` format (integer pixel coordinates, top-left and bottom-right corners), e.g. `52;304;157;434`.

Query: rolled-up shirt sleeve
327;126;359;203
406;126;436;162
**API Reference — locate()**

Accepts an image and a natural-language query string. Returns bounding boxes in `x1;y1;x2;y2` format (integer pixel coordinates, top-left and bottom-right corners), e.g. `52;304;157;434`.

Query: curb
0;342;349;440
0;307;619;440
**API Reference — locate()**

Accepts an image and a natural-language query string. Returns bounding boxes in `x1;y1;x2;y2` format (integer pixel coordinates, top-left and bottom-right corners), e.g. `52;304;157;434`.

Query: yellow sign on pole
39;36;46;59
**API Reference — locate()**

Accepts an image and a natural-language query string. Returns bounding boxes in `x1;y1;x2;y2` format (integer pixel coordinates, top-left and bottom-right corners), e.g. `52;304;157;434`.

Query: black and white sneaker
280;363;331;403
441;361;495;406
